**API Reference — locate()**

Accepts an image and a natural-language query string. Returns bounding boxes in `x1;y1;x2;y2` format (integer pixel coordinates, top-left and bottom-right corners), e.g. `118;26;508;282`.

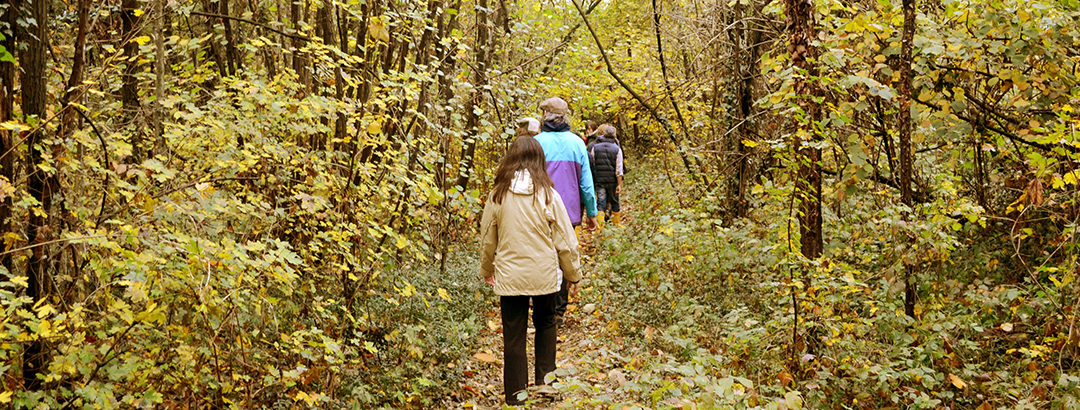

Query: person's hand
583;216;598;231
485;276;496;287
568;281;580;301
616;185;622;195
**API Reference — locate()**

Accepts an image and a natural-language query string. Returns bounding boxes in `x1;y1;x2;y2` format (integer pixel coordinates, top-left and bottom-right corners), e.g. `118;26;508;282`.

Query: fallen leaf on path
462;385;479;396
777;370;794;386
948;373;967;389
582;303;597;314
473;352;497;363
608;369;628;386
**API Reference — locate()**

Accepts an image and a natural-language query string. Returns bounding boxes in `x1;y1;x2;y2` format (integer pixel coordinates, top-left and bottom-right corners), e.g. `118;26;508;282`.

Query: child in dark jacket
589;124;624;227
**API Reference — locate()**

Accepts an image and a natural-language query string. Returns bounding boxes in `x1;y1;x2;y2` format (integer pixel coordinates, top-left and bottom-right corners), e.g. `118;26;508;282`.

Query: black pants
500;292;558;404
596;182;620;213
555;279;569;316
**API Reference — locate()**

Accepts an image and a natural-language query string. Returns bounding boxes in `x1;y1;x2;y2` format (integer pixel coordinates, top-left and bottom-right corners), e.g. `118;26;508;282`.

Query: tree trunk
897;0;917;318
220;0;242;75
455;0;491;191
317;2;345;149
21;0;51;389
122;0;144;161
0;3;17;278
291;0;310;91
60;0;89;137
785;0;822;261
651;0;706;186
727;1;762;223
154;0;168;149
437;0;463;105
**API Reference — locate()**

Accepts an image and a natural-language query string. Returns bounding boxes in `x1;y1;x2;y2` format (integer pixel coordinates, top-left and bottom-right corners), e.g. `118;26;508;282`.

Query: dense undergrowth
559;159;1080;408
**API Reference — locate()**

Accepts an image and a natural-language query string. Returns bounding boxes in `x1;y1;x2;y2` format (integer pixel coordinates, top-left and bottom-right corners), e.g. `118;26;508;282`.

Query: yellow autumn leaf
292;391;318;405
9;276;27;287
133;8;145;17
38;319;52;338
437;288;451;301
368;17;390;43
395;235;407;249
741;139;758;148
1063;171;1078;186
948;373;967;389
0;391;11;403
134;36;151;46
1052;177;1065;190
367;120;383;135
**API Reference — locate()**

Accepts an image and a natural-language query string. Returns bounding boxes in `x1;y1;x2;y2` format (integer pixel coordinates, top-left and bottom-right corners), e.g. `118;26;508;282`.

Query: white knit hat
517;117;540;135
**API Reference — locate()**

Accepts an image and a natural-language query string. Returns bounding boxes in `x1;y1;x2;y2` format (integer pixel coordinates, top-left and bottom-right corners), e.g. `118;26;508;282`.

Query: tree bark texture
455;0;491;191
898;0;917;318
785;0;823;260
0;4;17;277
122;0;143;160
727;1;762;222
21;0;51;389
60;0;89;137
220;0;243;75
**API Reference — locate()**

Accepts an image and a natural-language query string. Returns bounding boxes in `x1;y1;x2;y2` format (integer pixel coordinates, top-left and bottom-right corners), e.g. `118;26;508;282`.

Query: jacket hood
509;169;534;195
541;118;571;132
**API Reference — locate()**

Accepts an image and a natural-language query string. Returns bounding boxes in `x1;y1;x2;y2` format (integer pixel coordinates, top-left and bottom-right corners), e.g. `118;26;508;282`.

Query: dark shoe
506;390;526;406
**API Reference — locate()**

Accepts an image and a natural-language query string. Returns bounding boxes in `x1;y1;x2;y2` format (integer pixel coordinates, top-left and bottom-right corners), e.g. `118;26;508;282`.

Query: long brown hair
491;136;554;204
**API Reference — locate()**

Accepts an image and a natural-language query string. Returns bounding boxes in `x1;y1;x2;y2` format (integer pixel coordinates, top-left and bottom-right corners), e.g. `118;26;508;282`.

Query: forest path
453;189;647;408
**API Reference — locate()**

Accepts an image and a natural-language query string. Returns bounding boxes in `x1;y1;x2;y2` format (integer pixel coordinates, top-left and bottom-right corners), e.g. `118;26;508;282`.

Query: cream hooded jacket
480;169;581;296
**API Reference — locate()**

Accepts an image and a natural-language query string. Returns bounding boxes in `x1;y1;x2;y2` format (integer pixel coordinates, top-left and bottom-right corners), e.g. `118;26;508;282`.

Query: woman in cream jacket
479;136;581;405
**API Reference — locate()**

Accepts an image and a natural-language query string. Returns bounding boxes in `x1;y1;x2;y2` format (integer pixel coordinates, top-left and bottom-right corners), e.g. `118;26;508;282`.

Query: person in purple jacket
534;97;597;325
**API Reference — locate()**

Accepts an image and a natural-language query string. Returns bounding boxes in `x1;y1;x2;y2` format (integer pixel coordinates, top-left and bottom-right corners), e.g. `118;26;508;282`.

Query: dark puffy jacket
590;137;620;186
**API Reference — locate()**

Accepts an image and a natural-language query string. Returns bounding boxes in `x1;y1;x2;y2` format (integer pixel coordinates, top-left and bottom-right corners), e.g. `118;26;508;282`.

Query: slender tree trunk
784;0;821;375
220;0;242;75
317;2;345;149
414;0;441;114
785;0;822;261
455;0;491;191
21;0;51;389
291;0;310;91
651;0;707;186
437;0;463;105
261;1;278;78
897;0;917;318
154;0;168;150
0;3;17;278
122;0;144;161
727;1;761;222
60;0;89;137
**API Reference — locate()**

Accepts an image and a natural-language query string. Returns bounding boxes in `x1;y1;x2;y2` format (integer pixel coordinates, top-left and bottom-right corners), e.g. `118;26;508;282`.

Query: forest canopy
0;0;1078;407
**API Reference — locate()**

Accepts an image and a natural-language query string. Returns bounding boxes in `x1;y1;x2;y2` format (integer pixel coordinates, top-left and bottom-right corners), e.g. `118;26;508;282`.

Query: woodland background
0;0;1078;407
